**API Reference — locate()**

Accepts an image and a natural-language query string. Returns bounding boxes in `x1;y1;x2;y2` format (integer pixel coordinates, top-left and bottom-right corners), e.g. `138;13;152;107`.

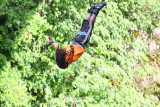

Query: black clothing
73;20;94;47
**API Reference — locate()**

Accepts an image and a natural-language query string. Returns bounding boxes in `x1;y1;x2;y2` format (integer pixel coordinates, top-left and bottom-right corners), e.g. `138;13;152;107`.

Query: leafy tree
0;0;160;106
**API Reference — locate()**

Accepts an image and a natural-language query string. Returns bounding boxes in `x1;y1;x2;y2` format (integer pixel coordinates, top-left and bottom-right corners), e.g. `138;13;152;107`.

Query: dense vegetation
0;0;160;106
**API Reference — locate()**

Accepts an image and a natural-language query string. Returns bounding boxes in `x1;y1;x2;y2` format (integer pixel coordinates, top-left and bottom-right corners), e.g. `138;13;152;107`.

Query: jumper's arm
48;36;58;50
51;42;58;50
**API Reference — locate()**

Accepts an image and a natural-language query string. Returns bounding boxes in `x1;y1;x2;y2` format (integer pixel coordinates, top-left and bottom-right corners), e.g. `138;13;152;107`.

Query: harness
78;31;90;44
72;41;83;47
72;31;90;47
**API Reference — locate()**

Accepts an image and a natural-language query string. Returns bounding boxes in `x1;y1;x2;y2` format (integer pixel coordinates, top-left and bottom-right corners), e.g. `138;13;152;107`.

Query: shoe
88;3;96;13
94;2;106;10
93;2;106;15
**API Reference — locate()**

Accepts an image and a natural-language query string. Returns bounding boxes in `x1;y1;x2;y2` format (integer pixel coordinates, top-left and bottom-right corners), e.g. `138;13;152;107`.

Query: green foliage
117;0;160;31
0;0;160;106
0;62;33;106
142;78;160;106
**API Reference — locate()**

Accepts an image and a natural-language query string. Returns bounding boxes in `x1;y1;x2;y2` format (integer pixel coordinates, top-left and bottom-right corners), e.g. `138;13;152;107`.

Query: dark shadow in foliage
0;0;42;66
0;0;44;105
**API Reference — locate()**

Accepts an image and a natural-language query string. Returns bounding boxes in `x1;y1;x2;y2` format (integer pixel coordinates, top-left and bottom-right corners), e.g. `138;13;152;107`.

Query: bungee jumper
48;1;106;69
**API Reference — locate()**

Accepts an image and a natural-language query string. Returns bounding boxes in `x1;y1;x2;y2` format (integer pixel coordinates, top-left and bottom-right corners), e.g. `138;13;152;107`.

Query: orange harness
51;43;84;64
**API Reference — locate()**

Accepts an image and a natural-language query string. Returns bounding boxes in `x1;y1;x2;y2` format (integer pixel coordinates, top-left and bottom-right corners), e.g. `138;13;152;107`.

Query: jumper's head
56;45;74;69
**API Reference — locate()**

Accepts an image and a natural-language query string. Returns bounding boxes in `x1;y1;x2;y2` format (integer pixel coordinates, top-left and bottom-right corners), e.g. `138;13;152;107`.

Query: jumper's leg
85;13;92;21
88;1;106;22
89;14;96;22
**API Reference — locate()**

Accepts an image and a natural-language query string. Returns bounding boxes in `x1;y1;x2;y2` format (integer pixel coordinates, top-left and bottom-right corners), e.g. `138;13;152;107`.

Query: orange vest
51;43;84;64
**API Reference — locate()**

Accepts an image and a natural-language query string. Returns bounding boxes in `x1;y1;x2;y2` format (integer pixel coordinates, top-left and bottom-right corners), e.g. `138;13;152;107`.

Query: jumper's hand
48;36;53;44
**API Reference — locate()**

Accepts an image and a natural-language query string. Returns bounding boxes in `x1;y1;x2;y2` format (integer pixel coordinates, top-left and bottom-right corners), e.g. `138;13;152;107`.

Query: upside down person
48;1;106;69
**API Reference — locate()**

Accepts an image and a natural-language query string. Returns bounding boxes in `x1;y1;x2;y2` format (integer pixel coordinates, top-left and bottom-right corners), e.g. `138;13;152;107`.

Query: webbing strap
72;41;83;47
77;31;90;44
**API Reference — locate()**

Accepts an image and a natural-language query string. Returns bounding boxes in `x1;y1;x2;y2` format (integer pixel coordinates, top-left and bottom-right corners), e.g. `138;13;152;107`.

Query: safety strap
72;41;83;47
77;31;90;45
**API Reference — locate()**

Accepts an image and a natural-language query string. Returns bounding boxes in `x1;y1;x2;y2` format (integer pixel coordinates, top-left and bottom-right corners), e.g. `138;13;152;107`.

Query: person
48;1;106;69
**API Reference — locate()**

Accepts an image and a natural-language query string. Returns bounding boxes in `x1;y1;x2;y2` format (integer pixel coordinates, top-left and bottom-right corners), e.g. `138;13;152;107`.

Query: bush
0;63;33;106
0;0;160;106
117;0;160;32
